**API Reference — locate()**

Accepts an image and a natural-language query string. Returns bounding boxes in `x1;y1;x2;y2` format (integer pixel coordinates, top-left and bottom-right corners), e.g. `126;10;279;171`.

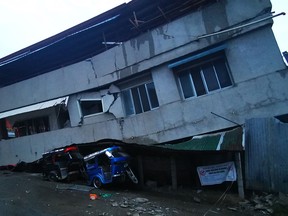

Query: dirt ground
0;171;268;216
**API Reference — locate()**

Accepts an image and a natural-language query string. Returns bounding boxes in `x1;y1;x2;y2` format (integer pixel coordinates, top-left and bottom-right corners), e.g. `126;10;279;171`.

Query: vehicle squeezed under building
42;145;84;182
83;146;138;188
42;145;138;188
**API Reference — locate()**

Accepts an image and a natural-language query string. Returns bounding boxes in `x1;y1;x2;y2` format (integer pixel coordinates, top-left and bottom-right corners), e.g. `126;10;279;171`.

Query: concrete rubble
227;192;288;215
109;197;178;216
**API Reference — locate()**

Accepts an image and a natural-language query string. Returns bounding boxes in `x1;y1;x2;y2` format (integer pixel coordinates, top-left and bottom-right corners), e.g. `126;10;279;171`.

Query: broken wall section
68;85;124;127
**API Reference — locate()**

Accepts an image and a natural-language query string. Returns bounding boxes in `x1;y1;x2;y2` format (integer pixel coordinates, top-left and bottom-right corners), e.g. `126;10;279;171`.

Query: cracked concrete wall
121;68;288;144
0;119;123;165
1;0;287;164
226;27;285;83
0;0;273;112
1;65;287;165
67;86;124;127
152;64;181;106
118;27;287;144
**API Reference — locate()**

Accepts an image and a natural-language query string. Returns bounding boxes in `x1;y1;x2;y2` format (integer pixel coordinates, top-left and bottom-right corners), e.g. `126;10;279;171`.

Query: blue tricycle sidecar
83;146;138;188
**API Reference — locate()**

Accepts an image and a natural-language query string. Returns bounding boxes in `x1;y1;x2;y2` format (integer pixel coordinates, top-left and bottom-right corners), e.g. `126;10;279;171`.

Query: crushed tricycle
42;145;138;188
42;145;84;181
83;146;138;188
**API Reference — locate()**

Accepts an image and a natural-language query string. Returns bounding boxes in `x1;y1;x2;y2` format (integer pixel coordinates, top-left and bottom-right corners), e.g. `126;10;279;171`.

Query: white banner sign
197;161;237;186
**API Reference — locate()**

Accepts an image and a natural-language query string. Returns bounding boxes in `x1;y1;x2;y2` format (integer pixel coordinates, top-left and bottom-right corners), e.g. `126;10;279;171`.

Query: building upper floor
0;0;287;144
1;0;285;113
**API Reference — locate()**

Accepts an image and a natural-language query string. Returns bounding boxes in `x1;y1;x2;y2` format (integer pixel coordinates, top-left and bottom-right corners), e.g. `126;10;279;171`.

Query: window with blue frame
122;79;159;116
173;51;232;99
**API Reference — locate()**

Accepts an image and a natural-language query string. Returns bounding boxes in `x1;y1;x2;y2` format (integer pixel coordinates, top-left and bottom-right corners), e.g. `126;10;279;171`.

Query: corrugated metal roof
158;127;243;151
0;0;214;88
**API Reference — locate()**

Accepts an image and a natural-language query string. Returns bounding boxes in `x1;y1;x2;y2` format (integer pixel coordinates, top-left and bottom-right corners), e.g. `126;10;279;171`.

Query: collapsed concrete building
0;0;287;193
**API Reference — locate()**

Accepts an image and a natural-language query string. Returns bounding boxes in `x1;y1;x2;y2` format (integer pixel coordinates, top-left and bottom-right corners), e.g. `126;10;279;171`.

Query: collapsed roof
0;0;213;88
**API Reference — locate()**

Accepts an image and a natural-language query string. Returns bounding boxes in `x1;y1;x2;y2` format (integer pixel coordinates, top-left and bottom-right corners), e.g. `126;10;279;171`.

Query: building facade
0;0;287;165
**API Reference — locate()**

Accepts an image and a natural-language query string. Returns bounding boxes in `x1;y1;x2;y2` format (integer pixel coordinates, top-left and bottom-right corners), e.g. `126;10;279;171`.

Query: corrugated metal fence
245;118;288;193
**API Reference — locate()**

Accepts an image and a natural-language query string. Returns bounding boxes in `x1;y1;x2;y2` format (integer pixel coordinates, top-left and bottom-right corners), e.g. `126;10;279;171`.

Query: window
122;82;159;116
78;99;103;117
0;119;13;139
13;116;50;137
176;53;232;99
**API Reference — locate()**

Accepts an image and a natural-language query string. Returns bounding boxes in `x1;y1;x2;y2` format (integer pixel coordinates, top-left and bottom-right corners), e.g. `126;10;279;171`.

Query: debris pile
228;192;288;215
109;197;179;216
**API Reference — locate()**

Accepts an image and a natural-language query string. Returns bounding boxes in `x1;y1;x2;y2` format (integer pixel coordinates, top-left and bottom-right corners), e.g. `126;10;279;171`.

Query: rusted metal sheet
245;118;288;193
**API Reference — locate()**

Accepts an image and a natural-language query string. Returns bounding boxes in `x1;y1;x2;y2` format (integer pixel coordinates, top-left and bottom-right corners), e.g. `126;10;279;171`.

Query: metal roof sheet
158;127;244;151
0;0;213;88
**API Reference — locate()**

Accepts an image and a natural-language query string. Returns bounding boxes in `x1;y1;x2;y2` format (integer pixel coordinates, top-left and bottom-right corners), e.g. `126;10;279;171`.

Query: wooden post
170;156;177;190
235;152;245;199
137;155;144;187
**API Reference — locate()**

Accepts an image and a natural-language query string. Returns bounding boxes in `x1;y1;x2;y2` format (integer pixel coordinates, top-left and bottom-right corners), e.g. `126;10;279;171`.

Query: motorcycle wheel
93;177;102;189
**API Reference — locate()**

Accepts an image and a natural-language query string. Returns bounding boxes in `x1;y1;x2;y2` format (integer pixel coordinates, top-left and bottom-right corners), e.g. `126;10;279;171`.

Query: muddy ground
0;171;278;216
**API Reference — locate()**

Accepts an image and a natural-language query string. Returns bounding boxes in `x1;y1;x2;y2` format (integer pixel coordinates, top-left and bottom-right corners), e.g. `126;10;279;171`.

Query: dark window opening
13;116;50;137
0;119;9;140
179;72;194;98
122;91;134;116
58;110;71;128
79;100;103;117
191;67;206;96
57;108;71;128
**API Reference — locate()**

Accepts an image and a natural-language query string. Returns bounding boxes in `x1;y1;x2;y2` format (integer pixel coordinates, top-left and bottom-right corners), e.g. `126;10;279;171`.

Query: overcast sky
0;0;287;59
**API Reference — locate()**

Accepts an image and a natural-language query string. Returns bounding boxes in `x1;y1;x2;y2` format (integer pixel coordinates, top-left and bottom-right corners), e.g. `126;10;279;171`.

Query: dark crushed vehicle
42;145;85;182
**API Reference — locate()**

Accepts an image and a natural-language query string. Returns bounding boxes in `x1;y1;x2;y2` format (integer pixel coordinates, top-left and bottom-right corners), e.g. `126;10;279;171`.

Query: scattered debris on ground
224;192;288;215
108;196;177;216
1;170;288;216
56;183;94;192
